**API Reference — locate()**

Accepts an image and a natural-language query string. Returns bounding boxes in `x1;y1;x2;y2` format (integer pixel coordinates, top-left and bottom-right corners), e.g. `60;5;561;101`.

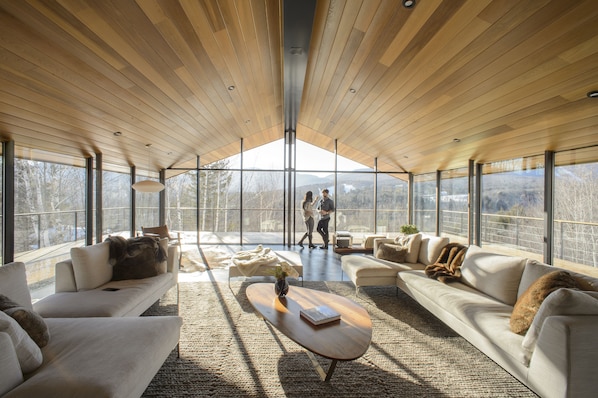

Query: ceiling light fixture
453;138;461;143
132;144;165;193
587;90;598;98
228;85;235;91
113;131;122;136
402;0;415;8
349;88;356;93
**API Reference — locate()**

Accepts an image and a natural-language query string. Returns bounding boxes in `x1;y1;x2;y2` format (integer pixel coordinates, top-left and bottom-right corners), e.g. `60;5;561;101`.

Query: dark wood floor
191;244;356;284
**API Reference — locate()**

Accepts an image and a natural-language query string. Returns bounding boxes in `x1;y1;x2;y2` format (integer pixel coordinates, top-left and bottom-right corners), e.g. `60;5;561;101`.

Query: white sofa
33;240;179;317
0;261;182;398
342;235;598;398
397;245;598;398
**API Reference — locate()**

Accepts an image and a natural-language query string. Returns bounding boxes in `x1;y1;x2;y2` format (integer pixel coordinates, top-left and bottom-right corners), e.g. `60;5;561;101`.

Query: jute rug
142;282;537;397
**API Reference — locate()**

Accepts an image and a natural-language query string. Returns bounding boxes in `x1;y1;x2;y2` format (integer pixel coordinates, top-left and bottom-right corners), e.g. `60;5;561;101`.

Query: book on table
300;305;341;325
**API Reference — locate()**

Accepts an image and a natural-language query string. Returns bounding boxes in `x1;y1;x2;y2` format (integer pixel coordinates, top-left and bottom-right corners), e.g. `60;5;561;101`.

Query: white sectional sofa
341;233;449;291
341;234;598;398
0;261;182;398
33;240;179;317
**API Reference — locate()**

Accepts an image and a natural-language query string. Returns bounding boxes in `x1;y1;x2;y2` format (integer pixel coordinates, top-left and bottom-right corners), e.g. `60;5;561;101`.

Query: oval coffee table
246;283;372;381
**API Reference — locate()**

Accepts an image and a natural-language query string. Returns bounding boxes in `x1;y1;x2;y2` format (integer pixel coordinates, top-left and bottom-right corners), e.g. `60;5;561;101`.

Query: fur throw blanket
231;245;280;276
424;243;468;283
105;236;167;280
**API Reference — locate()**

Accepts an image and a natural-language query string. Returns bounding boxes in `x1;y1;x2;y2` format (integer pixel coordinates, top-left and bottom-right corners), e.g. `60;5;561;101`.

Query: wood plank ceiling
1;0;597;176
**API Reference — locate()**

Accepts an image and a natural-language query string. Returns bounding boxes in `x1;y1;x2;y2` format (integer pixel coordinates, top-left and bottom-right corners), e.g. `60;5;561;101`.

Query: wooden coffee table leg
306;351;338;381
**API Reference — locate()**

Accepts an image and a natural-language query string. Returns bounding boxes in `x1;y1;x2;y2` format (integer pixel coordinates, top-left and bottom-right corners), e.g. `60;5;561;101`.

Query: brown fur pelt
424;243;468;283
510;270;582;335
105;235;166;265
104;236;167;280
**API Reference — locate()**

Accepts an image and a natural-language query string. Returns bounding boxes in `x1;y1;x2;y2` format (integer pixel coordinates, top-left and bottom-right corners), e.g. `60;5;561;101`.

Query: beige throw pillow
394;233;422;263
460;245;526;305
71;242;112;290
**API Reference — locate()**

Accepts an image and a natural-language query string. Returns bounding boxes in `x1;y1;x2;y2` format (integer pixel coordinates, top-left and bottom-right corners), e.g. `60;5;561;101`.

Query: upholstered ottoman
228;250;303;286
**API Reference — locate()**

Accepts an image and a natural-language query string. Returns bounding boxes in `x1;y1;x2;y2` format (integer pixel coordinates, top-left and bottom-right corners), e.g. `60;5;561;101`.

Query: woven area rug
142;282;537;397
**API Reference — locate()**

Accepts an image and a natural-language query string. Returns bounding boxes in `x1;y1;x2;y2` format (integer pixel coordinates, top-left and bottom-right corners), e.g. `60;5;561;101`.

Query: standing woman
298;191;318;248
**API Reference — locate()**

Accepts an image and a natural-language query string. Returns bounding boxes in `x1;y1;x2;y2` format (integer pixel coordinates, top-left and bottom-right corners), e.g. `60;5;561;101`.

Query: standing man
316;188;334;249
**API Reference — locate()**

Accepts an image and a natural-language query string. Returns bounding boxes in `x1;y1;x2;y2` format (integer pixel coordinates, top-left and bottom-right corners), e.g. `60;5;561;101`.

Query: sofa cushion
0;262;34;312
71;242;112;290
376;243;408;263
418;235;450;265
521;288;598;358
0;311;43;374
7;316;183;397
510;270;583;335
0;332;23;396
33;273;175;317
460;245;526;305
394;233;422;263
0;295;49;348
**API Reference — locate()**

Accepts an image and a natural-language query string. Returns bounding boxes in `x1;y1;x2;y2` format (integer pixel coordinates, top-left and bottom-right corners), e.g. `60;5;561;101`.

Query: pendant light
132;144;165;192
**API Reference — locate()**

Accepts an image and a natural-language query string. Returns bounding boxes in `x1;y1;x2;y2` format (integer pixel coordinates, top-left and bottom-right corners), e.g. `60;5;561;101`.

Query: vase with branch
272;262;299;297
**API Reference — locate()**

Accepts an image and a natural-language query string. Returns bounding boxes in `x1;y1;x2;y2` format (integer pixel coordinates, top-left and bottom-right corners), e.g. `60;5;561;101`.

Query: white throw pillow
0;311;43;374
0;262;34;311
418;235;450;265
394;233;422;263
518;259;556;298
70;242;112;290
522;289;598;357
460;245;526;305
157;238;168;274
0;332;23;395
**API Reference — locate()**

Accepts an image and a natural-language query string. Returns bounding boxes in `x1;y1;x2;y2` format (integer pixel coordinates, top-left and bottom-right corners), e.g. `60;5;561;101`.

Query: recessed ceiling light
453;138;461;143
228;85;235;91
349;88;356;93
587;90;598;98
402;0;415;8
113;131;122;136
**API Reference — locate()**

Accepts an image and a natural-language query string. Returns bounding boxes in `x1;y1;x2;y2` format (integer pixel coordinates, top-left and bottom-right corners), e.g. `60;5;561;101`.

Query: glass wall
242;170;285;244
295;173;329;245
166;170;197;241
134;174;160;232
413;173;437;234
440;168;469;244
102;169;131;239
377;173;408;236
199;160;240;244
13;151;86;288
480;156;544;258
554;148;598;269
336;172;373;238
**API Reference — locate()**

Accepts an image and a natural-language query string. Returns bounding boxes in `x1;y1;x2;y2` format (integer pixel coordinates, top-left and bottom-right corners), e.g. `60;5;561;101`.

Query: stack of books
300;305;341;325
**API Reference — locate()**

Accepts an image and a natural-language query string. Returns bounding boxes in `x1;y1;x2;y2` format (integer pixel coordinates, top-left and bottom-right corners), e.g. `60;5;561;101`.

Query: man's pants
316;217;330;245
